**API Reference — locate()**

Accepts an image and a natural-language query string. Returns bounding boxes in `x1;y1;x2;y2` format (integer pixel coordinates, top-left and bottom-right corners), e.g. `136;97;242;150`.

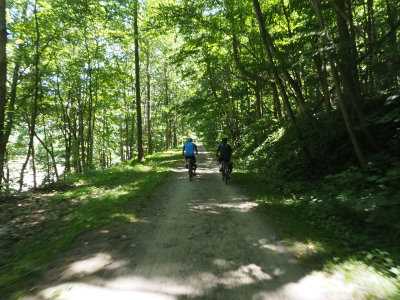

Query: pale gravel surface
25;146;356;300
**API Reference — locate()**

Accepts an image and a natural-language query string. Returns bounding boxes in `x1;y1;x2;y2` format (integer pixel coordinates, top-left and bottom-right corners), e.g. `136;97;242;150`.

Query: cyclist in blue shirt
183;137;198;170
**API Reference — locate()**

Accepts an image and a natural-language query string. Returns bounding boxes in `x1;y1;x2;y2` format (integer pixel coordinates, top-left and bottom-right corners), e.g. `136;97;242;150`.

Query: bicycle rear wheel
188;159;193;181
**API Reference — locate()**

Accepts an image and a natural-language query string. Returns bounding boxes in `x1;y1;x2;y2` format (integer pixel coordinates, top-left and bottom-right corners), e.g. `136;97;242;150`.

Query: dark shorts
218;156;230;163
185;155;196;163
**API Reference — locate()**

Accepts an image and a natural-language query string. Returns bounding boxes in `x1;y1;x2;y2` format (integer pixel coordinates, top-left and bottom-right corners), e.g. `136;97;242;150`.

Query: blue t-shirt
183;142;196;156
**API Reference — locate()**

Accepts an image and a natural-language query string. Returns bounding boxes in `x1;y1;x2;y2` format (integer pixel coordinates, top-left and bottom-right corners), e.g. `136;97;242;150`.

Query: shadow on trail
0;153;182;299
30;192;312;299
19;147;356;299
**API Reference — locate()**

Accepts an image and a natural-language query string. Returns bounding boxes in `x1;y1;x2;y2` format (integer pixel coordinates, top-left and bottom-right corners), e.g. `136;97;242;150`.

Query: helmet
187;137;193;142
222;137;228;143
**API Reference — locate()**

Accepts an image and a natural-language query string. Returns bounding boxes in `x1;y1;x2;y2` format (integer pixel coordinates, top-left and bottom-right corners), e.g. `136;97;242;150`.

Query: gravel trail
28;146;355;300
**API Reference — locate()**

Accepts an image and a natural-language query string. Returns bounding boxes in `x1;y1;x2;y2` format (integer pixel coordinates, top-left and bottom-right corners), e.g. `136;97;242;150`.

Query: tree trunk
0;0;7;187
65;135;71;174
334;0;378;151
311;0;367;169
173;114;178;148
165;68;171;151
34;128;59;179
0;60;19;187
5;150;9;189
87;62;94;169
71;99;80;173
313;51;333;110
365;0;376;94
280;0;292;35
271;81;283;119
346;0;363;96
252;0;306;141
334;0;362;107
384;0;400;84
55;71;72;174
252;0;314;124
19;1;41;190
32;142;37;189
130;113;135;159
19;116;35;191
19;142;31;191
146;48;152;155
124;90;130;160
134;0;144;161
254;84;262;119
78;96;85;171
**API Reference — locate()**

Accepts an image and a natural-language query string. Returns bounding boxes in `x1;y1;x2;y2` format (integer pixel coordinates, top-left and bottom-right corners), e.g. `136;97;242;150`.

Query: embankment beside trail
0;151;181;299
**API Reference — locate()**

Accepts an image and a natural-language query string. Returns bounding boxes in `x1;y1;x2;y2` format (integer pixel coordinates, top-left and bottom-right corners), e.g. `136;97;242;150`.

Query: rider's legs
185;155;196;170
218;156;231;172
217;157;223;172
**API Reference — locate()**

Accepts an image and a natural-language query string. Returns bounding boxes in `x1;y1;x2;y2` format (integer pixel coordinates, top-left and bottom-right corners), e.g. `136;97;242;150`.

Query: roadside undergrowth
0;150;181;299
234;171;400;299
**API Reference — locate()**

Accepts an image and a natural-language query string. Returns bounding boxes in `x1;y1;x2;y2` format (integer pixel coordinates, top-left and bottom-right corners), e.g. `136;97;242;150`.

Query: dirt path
28;146;355;300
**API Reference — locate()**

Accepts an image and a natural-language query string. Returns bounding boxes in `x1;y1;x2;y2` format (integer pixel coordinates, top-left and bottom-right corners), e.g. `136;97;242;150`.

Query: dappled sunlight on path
27;145;357;300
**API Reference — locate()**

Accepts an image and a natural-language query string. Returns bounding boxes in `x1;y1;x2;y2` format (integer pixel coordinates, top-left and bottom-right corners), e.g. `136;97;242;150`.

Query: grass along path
2;149;399;299
233;171;400;299
0;151;182;299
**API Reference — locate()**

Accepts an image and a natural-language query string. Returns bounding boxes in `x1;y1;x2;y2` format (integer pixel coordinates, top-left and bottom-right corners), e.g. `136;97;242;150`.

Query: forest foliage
0;0;400;296
1;0;190;191
0;0;399;244
157;0;400;234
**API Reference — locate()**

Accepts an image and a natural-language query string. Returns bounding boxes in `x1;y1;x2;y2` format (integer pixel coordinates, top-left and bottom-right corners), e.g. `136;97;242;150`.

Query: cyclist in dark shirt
216;138;232;172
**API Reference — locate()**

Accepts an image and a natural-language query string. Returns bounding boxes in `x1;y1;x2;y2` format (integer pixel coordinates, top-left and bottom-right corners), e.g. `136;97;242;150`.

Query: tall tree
0;0;7;186
145;46;153;155
19;1;41;190
134;0;144;161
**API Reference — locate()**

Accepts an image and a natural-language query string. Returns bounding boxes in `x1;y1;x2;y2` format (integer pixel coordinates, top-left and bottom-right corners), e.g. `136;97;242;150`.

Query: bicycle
187;157;195;181
221;160;230;185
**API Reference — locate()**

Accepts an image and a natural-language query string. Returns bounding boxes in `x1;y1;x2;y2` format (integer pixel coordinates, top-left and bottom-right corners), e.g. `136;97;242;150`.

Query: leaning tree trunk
252;0;312;163
253;1;313;123
311;0;367;169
